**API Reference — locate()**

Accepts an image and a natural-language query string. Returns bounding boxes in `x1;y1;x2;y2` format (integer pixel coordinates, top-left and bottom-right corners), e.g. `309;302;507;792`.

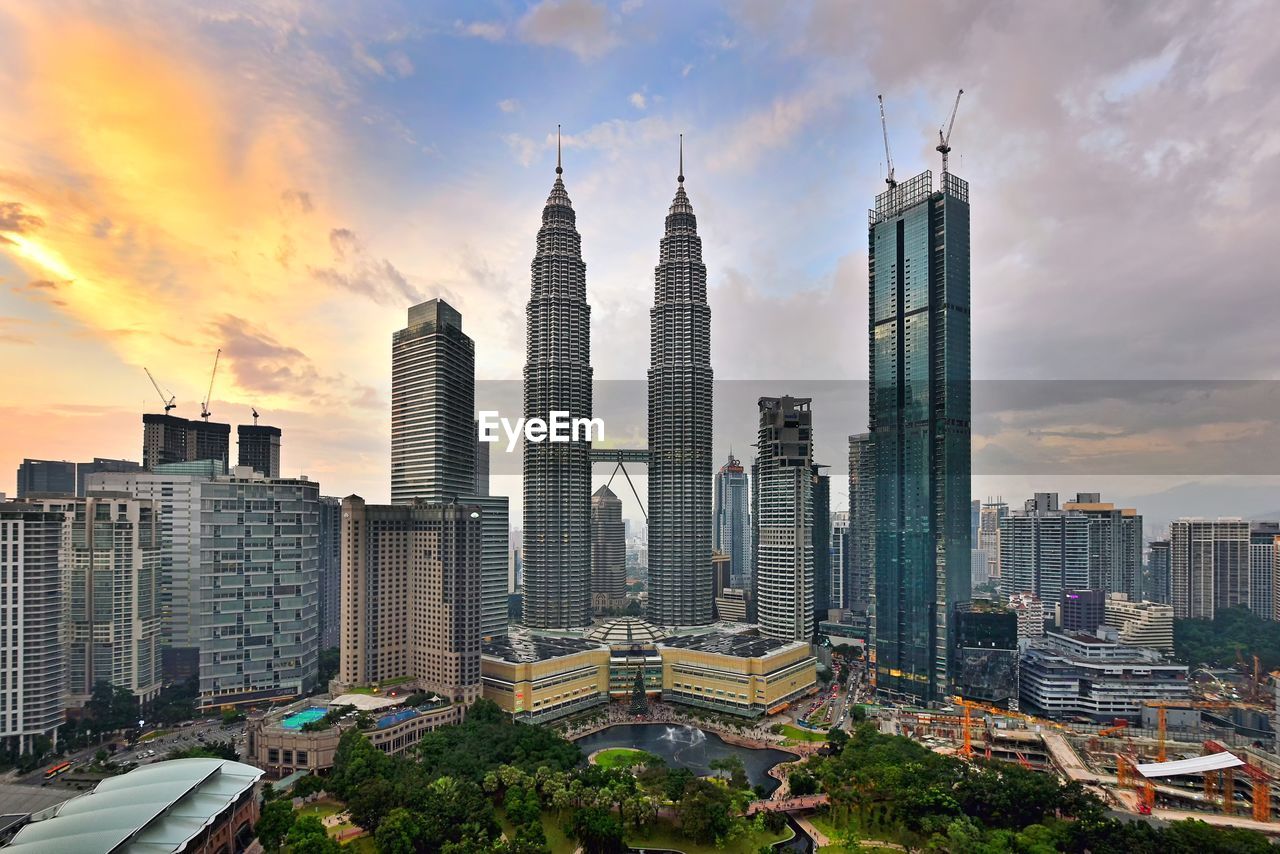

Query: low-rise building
481;633;612;723
658;632;817;718
1103;593;1174;651
246;693;462;779
1019;631;1188;722
6;758;262;853
1008;592;1045;641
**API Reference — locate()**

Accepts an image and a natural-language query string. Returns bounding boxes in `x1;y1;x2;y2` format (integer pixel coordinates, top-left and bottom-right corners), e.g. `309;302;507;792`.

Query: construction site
881;680;1280;836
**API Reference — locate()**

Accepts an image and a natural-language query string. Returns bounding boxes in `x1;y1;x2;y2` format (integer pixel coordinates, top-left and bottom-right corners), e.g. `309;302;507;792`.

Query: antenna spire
556;124;562;175
678;133;684;184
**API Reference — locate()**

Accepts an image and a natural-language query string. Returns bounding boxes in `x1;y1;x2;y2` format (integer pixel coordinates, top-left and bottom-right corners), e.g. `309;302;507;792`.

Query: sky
1;0;1278;534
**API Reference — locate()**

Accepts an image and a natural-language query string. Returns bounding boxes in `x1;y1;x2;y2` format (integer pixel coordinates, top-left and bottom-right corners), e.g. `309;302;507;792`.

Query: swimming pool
280;707;328;729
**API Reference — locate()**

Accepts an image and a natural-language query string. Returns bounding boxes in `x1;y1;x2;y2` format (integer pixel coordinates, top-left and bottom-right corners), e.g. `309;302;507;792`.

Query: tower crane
877;94;896;190
200;349;221;422
144;368;176;413
251;407;260;426
937;88;964;174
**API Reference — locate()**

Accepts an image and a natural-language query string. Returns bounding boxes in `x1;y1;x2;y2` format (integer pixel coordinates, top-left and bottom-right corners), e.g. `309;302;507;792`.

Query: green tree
375;807;422;854
789;769;819;796
572;805;625;854
347;776;397;832
254;799;295;853
710;756;748;790
287;814;341;854
676;779;733;844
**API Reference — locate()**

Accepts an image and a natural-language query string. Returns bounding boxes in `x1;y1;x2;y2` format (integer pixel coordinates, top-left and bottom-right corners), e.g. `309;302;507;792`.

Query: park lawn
625;817;792;854
495;808;577;854
138;729;171;742
592;747;649;769
808;811;902;853
340;835;376;852
296;798;359;836
779;724;827;742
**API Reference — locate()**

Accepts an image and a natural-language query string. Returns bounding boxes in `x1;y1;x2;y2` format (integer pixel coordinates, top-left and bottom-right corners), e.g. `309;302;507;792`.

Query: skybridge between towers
590;448;649;520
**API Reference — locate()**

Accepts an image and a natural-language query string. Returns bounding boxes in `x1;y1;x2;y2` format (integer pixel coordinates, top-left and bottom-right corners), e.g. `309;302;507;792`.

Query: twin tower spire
522;126;714;630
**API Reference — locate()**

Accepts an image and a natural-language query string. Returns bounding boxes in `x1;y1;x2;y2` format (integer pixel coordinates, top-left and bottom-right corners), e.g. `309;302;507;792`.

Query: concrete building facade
236;424;281;479
590;485;626;613
1169;517;1249;619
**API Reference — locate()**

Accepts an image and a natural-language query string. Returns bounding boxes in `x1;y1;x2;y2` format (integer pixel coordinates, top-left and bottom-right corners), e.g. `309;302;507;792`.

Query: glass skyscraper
713;454;751;590
868;170;971;705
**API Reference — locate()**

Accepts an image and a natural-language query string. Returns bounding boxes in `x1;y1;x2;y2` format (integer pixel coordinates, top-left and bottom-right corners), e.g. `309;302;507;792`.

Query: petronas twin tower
522;133;713;629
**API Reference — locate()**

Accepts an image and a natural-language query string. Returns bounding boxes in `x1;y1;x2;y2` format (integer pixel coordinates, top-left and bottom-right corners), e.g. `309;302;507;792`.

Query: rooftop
7;758;263;854
584;617;668;646
483;631;606;663
660;630;803;659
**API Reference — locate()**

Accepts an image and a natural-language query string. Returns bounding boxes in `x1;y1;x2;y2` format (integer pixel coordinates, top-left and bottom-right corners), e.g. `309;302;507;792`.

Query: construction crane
1234;649;1267;704
936;88;964;174
144;368;176;413
251;407;260;426
952;696;1063;761
1116;753;1156;814
1143;700;1236;762
1098;721;1129;738
200;349;221;422
877;94;896;190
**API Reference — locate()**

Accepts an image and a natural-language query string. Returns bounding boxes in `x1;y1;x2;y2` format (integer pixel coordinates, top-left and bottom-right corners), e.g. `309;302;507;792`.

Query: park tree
286;814;340;854
375;807;423;854
572;805;626;853
254;799;296;853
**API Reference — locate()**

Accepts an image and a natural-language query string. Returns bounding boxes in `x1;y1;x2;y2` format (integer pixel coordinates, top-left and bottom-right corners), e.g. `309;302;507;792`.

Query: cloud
457;19;505;42
353;43;414;79
0;317;33;345
0;202;45;234
629;91;647;110
497;98;520;114
517;0;621;61
310;228;422;305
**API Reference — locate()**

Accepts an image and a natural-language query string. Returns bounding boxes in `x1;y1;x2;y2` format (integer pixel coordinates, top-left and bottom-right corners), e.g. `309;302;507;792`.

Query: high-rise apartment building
85;470;204;657
196;468;319;708
391;299;509;639
75;458;141;497
647;149;714;626
0;505;67;754
999;499;1090;604
15;459;74;498
37;494;162;705
1147;540;1171;605
869;169;972;704
522;146;593;629
752;396;814;641
1249;522;1277;621
1103;594;1174;651
237;424;281;478
591;485;627;613
1061;494;1142;600
847;434;874;613
830;511;849;610
338;496;484;704
978;499;1008;583
713;454;751;591
142;414;231;471
1169;518;1249;619
318;496;342;650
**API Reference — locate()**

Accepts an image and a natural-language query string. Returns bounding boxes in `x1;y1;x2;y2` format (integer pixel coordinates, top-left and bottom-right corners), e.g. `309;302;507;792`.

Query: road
9;717;246;788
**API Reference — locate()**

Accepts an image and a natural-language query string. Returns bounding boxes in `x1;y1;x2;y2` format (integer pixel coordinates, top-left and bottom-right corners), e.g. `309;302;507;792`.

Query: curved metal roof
8;758;263;853
585;617;668;645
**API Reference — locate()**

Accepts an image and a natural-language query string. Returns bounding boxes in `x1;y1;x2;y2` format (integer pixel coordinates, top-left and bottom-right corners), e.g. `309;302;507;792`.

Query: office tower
474;425;490;496
1249;522;1278;620
391;299;476;504
978;498;1008;582
196;468;319;707
1169;518;1249;619
830;511;850;610
869;168;972;704
15;459;74;498
1061;589;1105;634
318;496;342;650
522;142;593;629
37;494;162;705
999;501;1090;604
712;550;732;595
0;505;66;754
971;499;981;548
752;396;814;641
339;496;484;703
811;465;831;622
142;414;230;470
391;299;509;639
647;145;714;627
953;606;1018;707
591;485;626;613
847;434;874;612
237;424;281;478
713;454;752;591
75;458;141;497
85;470;205;678
1062;494;1142;600
970;548;989;588
1148;540;1171;605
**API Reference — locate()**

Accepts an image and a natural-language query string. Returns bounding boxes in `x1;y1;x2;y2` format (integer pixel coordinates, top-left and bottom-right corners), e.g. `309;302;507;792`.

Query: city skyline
2;3;1277;522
